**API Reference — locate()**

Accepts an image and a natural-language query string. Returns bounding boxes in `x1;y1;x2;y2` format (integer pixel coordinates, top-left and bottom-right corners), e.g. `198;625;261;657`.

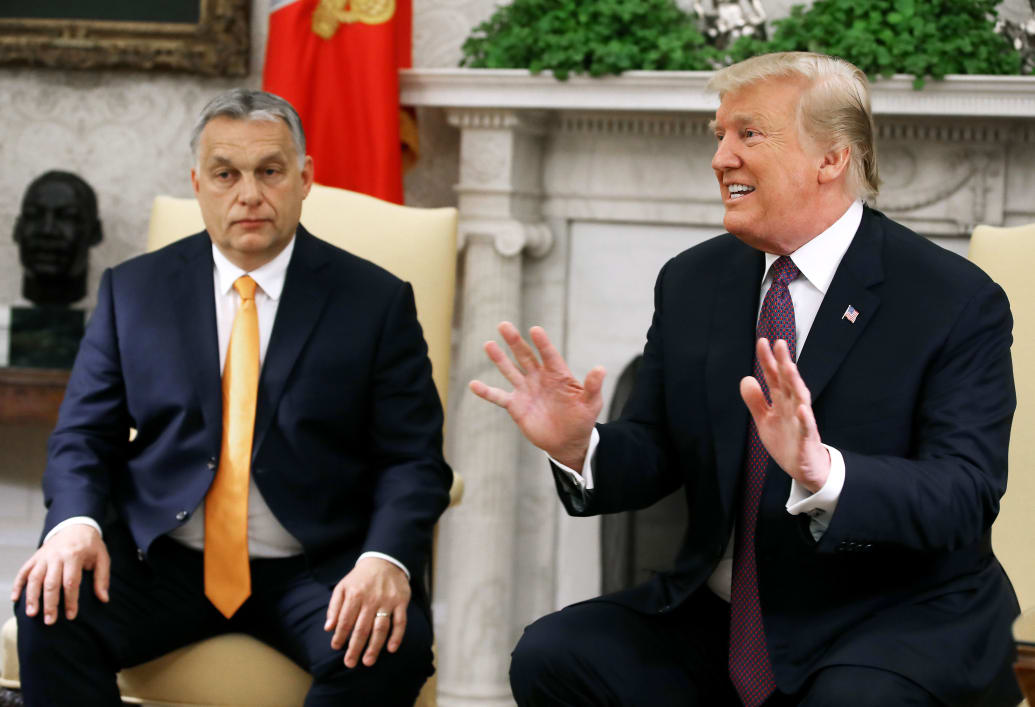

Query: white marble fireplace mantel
401;68;1035;707
403;67;1035;117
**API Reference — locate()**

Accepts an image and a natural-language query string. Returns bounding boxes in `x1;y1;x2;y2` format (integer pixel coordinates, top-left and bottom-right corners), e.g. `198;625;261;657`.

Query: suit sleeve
819;279;1014;553
361;281;452;577
42;268;130;538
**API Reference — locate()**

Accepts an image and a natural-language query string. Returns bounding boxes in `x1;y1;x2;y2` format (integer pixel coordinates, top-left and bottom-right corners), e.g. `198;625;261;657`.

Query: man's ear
818;145;851;185
300;155;315;199
86;218;103;246
190;167;201;197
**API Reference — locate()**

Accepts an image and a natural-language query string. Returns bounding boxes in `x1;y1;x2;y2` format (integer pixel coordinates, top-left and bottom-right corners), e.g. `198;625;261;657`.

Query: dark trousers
15;523;432;707
509;590;942;707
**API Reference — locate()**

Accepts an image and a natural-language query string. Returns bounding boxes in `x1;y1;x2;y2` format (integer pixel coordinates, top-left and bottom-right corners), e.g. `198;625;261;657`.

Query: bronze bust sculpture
12;171;103;306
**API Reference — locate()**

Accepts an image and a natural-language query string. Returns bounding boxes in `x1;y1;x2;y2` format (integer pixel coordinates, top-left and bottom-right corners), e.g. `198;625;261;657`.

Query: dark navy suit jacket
43;226;452;602
557;207;1020;704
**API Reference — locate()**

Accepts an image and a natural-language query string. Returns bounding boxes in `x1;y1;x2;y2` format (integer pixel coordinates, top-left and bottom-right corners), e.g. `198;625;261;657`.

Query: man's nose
711;136;740;171
42;209;57;233
236;175;262;205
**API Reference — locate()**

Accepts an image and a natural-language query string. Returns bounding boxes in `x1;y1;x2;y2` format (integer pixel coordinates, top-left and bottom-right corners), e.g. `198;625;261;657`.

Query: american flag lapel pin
842;305;859;323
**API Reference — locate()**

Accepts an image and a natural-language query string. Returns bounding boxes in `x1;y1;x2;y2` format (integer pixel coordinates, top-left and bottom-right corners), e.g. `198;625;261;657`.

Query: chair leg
0;688;23;707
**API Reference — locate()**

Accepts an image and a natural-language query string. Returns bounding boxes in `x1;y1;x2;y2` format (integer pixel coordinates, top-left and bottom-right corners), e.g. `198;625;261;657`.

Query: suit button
253;466;264;476
175;510;189;522
207;458;217;470
658;605;671;613
137;548;145;561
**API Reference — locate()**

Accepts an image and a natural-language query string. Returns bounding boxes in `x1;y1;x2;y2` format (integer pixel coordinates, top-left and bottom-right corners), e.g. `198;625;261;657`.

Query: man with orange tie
12;89;451;706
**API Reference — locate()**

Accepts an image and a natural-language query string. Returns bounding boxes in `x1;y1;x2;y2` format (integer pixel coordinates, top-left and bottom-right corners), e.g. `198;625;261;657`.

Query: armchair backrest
970;223;1035;610
146;184;458;408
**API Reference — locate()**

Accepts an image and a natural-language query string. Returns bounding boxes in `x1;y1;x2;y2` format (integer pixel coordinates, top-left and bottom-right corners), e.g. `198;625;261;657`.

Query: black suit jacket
557;207;1020;703
43;227;452;602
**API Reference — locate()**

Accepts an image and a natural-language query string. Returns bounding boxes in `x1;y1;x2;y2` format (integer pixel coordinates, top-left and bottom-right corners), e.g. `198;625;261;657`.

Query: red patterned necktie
729;255;800;707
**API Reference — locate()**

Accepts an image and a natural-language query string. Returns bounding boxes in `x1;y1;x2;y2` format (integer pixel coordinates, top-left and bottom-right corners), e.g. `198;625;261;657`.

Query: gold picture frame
0;0;249;77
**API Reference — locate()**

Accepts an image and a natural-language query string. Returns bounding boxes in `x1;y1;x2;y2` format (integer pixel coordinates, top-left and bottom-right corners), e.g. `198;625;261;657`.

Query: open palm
470;322;604;470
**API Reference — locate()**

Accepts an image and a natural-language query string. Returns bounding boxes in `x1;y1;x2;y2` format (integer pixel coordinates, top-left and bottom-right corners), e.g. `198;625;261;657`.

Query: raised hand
740;338;830;492
470;322;605;471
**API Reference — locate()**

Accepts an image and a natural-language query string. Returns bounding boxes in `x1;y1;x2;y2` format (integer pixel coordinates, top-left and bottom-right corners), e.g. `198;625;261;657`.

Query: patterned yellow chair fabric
1;184;460;706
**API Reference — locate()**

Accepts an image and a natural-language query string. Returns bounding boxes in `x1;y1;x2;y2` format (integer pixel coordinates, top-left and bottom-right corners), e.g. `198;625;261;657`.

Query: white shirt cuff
44;516;103;544
546;427;599;491
358;551;410;580
786;444;845;539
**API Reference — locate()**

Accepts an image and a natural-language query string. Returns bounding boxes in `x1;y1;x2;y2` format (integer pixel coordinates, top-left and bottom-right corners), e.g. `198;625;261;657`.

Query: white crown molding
401;68;1035;118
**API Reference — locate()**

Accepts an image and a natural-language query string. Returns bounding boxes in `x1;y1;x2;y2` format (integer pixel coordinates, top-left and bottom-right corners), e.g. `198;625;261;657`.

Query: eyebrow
207;151;287;167
710;112;768;132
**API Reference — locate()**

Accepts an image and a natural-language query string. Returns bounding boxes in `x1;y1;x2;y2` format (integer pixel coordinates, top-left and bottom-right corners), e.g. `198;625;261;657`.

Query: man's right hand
469;321;605;471
11;524;110;624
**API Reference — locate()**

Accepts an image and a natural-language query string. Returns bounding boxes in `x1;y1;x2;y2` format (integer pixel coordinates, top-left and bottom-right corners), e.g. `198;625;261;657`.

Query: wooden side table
0;368;69;425
1017;610;1035;705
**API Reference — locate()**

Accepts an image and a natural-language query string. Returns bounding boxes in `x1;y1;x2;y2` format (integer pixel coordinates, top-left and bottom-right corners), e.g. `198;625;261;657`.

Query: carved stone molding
558;112;711;137
458;218;552;257
447;108;550;134
403;68;1035;118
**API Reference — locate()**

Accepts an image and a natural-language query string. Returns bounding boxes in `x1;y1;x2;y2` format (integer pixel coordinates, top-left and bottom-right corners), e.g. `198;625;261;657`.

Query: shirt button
137;548;145;561
176;510;189;521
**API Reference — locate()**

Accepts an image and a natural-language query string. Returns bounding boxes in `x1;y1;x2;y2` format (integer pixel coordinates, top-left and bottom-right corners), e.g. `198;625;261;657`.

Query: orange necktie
204;275;258;618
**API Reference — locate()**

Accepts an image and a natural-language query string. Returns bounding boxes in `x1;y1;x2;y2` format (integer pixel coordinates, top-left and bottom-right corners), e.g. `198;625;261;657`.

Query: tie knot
770;256;799;288
234;275;257;301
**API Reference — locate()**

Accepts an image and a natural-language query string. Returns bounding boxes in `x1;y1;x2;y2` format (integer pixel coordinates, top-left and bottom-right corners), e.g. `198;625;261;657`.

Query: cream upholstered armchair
969;223;1035;707
969;224;1035;612
0;184;461;706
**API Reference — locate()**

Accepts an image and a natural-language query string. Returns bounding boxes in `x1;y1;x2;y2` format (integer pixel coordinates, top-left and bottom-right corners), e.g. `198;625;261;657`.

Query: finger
363;611;392;666
484;340;525;389
325;583;345;632
528;327;566;372
772;339;801;400
62;555;83;620
498;321;540;373
387;603;408;654
469;380;512;408
42;559;63;625
755;338;782;398
583;365;607;404
331;592;361;650
778;344;812;406
344;607;374;668
739;376;769;421
12;556;36;602
93;546;111;603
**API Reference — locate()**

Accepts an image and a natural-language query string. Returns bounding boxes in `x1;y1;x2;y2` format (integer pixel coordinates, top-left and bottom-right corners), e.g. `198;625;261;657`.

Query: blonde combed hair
708;52;880;201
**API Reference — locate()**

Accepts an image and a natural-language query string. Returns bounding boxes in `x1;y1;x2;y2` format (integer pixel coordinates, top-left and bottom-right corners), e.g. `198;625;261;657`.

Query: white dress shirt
551;199;864;601
48;236;408;577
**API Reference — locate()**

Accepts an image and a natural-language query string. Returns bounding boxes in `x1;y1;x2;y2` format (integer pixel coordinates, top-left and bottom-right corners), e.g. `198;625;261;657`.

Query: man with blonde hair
474;52;1021;706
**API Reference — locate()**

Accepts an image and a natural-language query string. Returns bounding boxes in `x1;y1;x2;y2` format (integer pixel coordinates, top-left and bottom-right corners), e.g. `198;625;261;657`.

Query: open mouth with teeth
727;184;755;199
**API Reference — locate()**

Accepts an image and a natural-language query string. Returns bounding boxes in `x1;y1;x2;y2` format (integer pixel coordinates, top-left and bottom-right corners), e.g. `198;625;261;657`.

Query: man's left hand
740;338;830;493
325;557;410;668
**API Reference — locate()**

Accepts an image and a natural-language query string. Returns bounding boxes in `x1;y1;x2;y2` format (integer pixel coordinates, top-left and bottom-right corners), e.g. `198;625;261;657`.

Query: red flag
262;0;414;204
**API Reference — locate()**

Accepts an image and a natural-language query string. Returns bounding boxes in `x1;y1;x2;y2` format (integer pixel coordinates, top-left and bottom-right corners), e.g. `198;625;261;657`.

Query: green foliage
460;0;717;79
725;0;1023;88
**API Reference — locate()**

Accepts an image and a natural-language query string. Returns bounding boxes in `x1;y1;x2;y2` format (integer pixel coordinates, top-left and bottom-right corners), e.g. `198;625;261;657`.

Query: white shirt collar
762;200;864;294
211;235;296;300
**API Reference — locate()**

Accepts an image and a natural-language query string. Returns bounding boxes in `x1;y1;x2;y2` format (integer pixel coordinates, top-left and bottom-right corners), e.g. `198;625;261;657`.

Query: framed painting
0;0;249;76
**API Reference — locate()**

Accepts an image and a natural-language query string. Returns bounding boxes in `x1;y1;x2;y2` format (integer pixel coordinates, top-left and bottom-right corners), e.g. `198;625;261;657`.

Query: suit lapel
169;233;222;450
796;207;885;404
706;240;765;514
252;227;332;457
